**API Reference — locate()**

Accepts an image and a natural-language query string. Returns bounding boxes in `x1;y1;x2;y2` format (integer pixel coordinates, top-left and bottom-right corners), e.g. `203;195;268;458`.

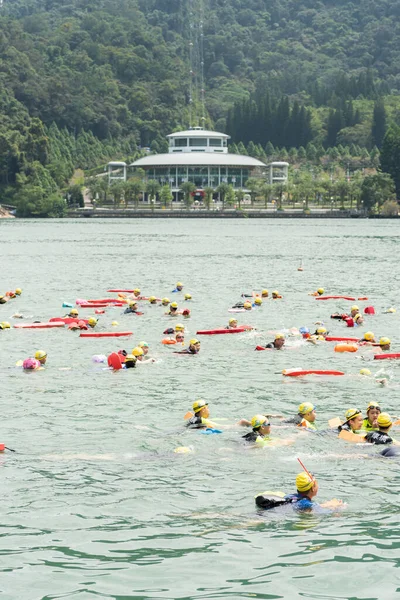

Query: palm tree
160;184;173;209
125;178;143;210
235;188;245;209
146;180;160;207
180;181;196;209
203;186;214;210
110;181;125;208
245;178;259;207
258;183;273;209
216;182;230;210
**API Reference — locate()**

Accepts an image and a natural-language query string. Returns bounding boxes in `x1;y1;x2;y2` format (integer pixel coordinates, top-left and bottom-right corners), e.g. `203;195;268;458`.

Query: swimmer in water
309;287;325;296
338;408;364;434
361;401;381;431
261;289;269;298
167;302;179;316
123;354;137;369
378;337;391;352
243;301;252;311
253;297;262;307
184;293;192;301
161;297;170;306
88;317;97;329
124;300;139;314
67;308;79;318
0;321;11;330
307;326;328;344
272;290;282;299
359;368;389;387
365;413;397;445
359;331;376;344
132;347;145;361
256;473;344;512
264;333;285;350
185;400;219;429
281;402;316;429
34;350;47;365
227;318;238;329
176;338;201;355
148;296;158;305
173;282;184;292
242;415;271;445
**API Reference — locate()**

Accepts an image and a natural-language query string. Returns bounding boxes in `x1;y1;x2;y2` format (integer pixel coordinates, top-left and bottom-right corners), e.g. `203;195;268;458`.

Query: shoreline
66;209;372;219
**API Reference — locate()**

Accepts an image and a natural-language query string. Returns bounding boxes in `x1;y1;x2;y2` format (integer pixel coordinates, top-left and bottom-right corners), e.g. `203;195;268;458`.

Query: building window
174;138;188;147
189;138;207;146
173;149;182;152
209;138;222;147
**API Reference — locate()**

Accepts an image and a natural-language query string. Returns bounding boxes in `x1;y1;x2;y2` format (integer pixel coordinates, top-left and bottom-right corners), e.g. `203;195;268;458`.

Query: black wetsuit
176;347;198;355
282;414;302;426
186;415;206;429
365;431;393;445
338;423;351;433
124;307;138;314
242;431;259;443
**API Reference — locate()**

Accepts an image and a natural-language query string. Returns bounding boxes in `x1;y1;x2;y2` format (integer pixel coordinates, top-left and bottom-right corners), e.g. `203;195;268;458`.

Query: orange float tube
162;338;177;345
334;343;358;353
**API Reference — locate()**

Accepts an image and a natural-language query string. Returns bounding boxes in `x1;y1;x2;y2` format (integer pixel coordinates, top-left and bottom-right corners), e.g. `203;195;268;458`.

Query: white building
108;127;289;202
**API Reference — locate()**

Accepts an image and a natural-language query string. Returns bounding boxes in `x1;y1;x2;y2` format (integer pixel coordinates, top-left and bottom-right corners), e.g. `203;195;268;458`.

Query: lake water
1;218;400;600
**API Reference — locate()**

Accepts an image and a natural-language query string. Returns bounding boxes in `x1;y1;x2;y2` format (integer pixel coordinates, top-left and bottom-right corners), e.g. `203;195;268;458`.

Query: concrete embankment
66;208;364;219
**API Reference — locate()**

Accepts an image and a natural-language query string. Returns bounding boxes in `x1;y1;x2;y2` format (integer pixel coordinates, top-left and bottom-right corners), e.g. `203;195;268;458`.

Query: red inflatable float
325;336;359;342
50;317;89;325
255;345;268;351
87;299;125;304
316;296;356;301
107;289;136;293
282;368;345;377
196;326;252;335
374;353;400;360
14;322;65;329
80;331;133;338
79;302;124;308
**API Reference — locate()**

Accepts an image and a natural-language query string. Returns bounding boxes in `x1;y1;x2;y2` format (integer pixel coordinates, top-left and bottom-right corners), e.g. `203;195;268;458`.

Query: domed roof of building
167;128;230;139
131;153;265;168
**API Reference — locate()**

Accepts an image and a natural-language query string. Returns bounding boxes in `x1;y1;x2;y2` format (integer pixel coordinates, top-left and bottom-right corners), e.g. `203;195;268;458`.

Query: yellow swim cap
193;399;208;413
174;446;192;454
364;332;375;341
190;338;200;345
298;402;314;415
345;408;362;421
88;317;97;325
176;282;183;287
133;288;140;294
170;302;178;309
359;368;372;376
379;337;391;346
275;333;285;340
377;413;392;428
272;290;279;296
354;313;363;322
254;297;262;305
317;288;324;295
243;301;252;309
251;414;269;429
138;341;148;348
125;354;137;363
351;305;359;312
129;300;137;307
175;323;184;331
132;347;144;357
261;289;269;296
296;472;315;492
184;293;192;300
229;318;237;324
15;288;22;295
70;308;78;315
34;350;47;360
111;321;119;326
162;297;170;305
0;321;11;329
316;327;327;334
387;307;396;313
367;401;381;412
149;296;157;303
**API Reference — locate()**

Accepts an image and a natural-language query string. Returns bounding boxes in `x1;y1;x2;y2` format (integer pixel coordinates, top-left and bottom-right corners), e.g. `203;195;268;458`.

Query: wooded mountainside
2;0;400;212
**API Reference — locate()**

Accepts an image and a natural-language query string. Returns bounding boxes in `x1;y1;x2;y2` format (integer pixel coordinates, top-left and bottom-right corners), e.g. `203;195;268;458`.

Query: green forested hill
1;0;400;211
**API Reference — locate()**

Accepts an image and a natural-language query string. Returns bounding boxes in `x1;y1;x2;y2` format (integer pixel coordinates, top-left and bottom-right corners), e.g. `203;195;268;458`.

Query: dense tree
371;100;387;149
380;126;400;197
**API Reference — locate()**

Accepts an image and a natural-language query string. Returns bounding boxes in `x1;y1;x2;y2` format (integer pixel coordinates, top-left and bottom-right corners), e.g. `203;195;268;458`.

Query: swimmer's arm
320;498;346;510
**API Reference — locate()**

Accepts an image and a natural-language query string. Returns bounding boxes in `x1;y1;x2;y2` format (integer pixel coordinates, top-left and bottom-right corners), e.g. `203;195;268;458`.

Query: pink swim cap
23;358;40;370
